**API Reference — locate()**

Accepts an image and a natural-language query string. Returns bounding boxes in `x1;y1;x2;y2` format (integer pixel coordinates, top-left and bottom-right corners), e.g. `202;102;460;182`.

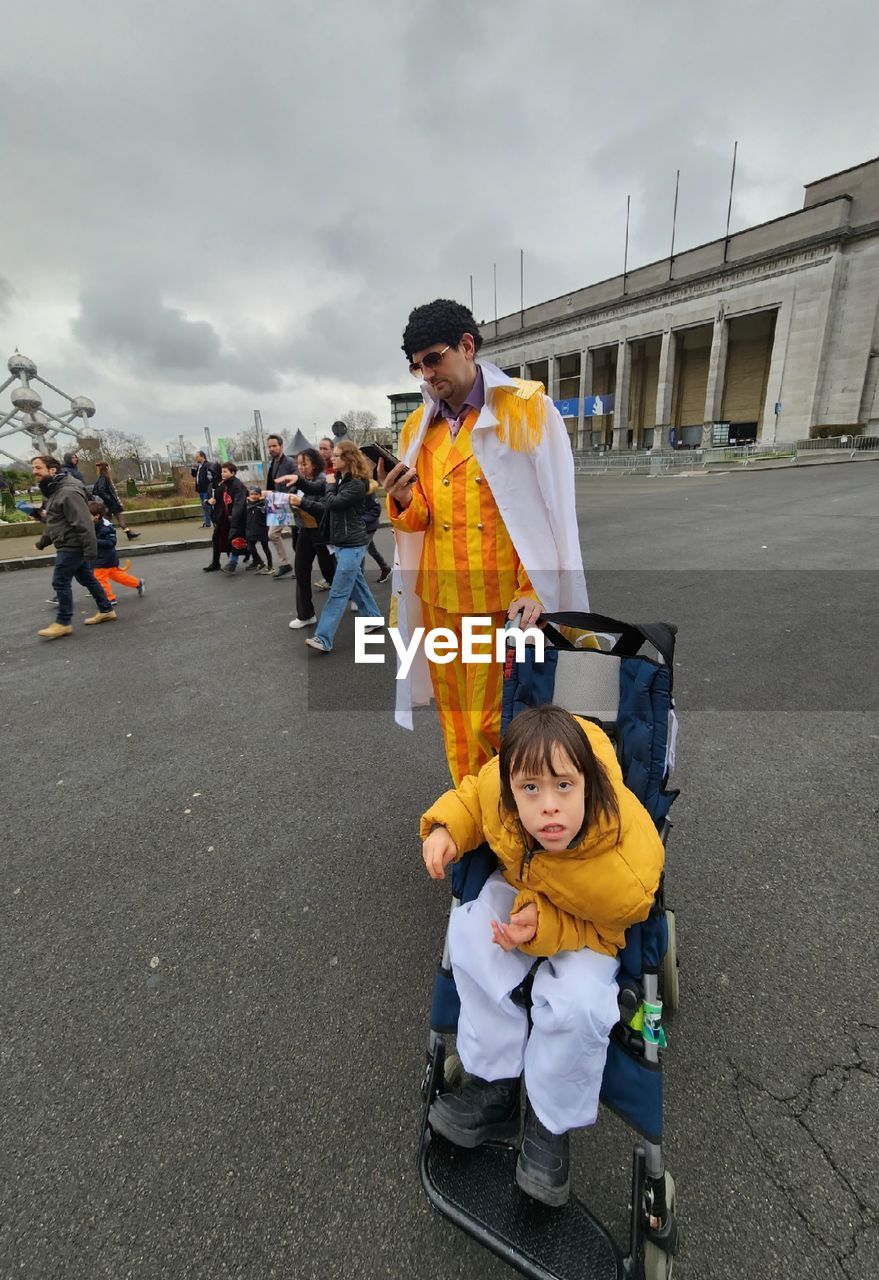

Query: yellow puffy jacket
420;717;665;958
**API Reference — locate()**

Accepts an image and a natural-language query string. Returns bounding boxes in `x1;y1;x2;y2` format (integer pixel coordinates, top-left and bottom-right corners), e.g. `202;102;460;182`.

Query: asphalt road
1;463;877;1280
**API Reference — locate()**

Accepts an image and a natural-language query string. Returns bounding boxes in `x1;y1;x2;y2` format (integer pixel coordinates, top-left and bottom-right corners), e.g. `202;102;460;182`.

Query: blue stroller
419;612;681;1280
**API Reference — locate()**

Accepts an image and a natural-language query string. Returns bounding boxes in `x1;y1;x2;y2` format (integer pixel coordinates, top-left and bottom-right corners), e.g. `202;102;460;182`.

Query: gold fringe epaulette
399;406;425;454
494;379;546;452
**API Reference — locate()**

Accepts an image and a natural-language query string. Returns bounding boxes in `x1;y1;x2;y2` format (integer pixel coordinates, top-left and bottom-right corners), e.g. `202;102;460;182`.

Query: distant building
480;156;879;448
388;391;423;447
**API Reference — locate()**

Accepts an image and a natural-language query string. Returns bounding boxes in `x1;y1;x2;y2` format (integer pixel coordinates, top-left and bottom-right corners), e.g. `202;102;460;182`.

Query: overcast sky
2;0;878;460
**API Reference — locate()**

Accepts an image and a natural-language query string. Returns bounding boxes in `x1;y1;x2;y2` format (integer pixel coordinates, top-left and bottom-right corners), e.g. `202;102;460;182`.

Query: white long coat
391;361;589;730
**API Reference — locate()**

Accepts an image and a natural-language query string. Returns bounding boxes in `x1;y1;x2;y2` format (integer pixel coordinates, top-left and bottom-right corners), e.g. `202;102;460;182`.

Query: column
760;301;791;443
655;327;676;447
703;308;729;441
546;354;557;401
612;336;631;450
576;348;592;451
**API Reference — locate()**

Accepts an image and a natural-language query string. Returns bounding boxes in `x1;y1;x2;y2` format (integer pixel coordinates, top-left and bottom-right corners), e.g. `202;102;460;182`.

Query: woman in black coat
282;447;338;628
92;461;141;540
289;440;382;653
204;462;248;573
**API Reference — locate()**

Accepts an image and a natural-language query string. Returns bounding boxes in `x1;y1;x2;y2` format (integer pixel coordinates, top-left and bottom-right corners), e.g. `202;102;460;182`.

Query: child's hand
422;826;458;880
280;474;299;487
491;902;538;951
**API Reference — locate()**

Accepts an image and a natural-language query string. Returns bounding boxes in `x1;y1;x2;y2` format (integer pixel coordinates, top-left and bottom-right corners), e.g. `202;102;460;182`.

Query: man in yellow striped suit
383;299;588;786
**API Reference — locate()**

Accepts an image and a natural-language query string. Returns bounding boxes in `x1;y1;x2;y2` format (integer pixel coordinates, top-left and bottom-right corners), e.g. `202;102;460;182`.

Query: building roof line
485;193;852;331
803;155;879;188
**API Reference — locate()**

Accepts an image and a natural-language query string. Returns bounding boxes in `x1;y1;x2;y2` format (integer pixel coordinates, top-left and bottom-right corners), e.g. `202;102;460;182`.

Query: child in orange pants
89;501;144;604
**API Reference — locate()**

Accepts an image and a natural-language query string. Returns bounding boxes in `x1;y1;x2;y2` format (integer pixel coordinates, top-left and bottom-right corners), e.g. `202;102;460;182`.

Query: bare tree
232;425;261;459
78;429;149;465
336;409;393;446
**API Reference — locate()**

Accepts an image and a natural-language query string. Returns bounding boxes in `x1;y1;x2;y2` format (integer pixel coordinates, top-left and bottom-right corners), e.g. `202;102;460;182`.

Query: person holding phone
381;297;588;786
287;440;382;653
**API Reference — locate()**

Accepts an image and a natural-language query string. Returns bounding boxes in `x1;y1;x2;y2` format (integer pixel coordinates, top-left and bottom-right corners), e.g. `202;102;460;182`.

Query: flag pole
623;195;631;295
724;140;738;263
669;169;680;280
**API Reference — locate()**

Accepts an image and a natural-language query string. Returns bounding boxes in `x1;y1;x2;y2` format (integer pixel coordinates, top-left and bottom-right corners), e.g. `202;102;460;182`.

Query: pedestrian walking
362;484;392;583
285;447;336;629
88;501;145;603
61;451;89;492
204;462;248;573
263;434;297;579
31;454;116;639
291;441;381;653
191;451;215;526
244;487;273;573
92;461;141;540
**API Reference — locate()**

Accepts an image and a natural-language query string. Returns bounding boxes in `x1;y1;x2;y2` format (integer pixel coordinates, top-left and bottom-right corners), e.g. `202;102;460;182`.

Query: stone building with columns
479;156;879;450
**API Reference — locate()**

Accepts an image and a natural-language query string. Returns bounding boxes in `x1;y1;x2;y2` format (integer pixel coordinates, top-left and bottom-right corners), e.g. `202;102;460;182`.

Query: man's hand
507;597;542;628
422;826;458;880
491;902;538;951
379;459;417;509
208;497;216;506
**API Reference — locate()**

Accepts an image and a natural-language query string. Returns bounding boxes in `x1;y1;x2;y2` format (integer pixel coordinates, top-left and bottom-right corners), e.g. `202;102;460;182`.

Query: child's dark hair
221;461;237;474
498;705;621;841
88;499;108;516
297;446;325;476
401;298;484;360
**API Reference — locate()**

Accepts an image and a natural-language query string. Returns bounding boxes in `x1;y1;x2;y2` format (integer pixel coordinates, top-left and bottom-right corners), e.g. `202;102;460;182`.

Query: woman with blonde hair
92;461;141;540
288;439;382;653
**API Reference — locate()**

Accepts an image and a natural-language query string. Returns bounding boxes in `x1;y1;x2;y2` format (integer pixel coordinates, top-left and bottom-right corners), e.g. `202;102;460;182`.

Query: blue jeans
315;545;381;650
199;492;213;525
52;549;113;625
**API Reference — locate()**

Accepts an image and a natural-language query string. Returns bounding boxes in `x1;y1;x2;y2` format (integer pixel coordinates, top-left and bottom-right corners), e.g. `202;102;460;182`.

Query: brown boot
83;610;118;625
37;622;73;640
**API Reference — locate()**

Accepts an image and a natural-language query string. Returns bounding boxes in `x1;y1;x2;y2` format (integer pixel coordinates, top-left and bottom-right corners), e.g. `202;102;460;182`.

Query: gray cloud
1;0;878;451
72;278;282;393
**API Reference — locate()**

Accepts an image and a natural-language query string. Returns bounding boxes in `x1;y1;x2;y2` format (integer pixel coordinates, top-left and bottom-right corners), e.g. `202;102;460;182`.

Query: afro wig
401;298;484;360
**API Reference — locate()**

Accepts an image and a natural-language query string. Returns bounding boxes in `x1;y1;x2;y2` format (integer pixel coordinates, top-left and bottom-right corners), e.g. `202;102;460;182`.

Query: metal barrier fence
700;445;796;465
573;435;879;475
795;435;879;451
573;451;701;475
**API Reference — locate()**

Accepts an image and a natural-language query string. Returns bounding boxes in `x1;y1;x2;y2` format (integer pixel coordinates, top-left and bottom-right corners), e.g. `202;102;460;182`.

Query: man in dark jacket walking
62;451;89;491
191;451;214;527
31;454;116;640
262;434;297;579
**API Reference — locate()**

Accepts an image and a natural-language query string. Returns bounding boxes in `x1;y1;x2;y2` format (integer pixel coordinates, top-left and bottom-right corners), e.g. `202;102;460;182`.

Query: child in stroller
421;703;664;1208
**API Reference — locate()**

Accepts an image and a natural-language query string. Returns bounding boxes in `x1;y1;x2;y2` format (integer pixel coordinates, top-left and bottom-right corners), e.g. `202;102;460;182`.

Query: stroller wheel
443;1051;465;1090
661;910;680;1015
643;1171;677;1279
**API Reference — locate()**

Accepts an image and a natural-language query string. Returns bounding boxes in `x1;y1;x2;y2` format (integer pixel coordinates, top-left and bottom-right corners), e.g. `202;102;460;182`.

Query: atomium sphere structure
0;352;101;466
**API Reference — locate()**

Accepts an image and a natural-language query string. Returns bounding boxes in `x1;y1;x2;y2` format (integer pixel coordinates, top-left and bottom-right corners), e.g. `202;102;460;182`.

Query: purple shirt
437;367;485;440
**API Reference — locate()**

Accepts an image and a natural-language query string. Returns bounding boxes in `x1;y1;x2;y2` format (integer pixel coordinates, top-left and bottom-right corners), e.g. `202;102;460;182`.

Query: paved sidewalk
0;518;211;563
0;519;391;570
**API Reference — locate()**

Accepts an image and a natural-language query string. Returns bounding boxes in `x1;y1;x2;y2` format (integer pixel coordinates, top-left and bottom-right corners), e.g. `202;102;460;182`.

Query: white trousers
449;871;620;1135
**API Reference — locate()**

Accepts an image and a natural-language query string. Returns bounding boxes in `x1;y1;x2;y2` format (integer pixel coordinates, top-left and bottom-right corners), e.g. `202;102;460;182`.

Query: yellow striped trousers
420;602;507;786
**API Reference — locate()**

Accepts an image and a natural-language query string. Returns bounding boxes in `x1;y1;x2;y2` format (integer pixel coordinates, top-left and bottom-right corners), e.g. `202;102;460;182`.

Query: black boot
516;1100;571;1207
428;1075;520;1149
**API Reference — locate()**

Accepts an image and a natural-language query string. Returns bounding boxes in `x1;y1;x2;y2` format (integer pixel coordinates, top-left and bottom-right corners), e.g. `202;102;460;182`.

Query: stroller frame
417;612;680;1280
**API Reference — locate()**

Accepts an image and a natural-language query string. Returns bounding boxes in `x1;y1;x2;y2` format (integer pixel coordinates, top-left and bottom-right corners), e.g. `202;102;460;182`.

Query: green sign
217;437;230;462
